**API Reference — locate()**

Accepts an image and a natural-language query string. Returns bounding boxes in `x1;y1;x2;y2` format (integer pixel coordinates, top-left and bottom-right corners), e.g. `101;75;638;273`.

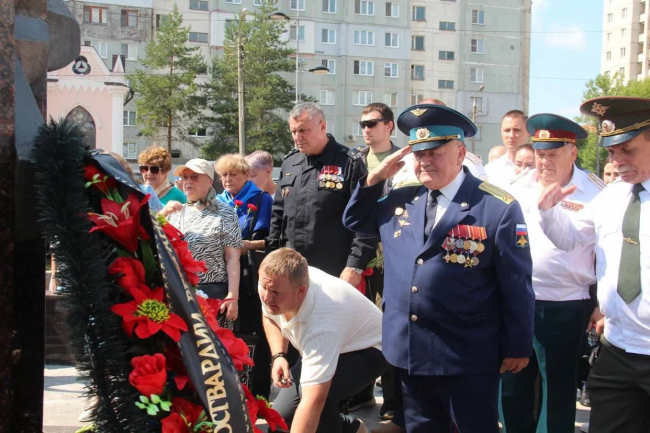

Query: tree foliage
201;2;301;159
128;4;207;151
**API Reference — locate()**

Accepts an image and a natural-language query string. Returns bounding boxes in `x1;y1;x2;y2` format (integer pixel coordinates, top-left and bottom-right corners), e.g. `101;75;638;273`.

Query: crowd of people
116;96;647;433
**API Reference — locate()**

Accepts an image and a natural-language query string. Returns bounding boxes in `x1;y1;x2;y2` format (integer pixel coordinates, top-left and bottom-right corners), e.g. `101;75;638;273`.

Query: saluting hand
367;145;412;187
538;183;578;211
500;357;529;374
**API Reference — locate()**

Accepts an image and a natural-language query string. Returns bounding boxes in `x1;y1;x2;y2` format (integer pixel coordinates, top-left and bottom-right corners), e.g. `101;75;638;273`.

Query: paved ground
44;365;590;432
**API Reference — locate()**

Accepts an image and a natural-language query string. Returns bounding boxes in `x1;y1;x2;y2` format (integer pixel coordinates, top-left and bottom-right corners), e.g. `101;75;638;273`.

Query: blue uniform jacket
343;169;534;376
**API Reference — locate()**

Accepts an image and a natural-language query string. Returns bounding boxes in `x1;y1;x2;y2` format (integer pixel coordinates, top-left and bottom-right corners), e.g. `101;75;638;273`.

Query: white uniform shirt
261;267;383;386
511;167;602;301
485;153;517;192
539;178;650;355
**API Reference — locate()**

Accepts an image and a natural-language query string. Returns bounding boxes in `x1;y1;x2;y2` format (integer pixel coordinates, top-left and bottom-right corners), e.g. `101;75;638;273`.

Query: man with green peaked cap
502;114;605;433
538;97;650;433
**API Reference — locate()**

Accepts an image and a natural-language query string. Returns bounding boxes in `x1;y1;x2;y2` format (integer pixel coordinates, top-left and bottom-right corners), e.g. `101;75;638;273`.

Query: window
290;25;305;42
84;7;107;24
189;0;209;10
473;96;484;113
386;2;399;17
622;7;627;17
320;90;335;105
438;80;454;89
322;28;336;44
322;0;336;13
291;0;305;11
189;32;209;43
121;10;137;27
123;143;137;160
121;43;138;60
412;6;425;21
621;47;626;57
354;60;374;76
385;32;399;47
621;28;626;38
189;128;207;137
439;50;455;60
123;110;137;126
607;13;613;23
86;41;108;58
471;38;484;54
607;32;612;42
354;30;374;45
225;0;241;3
411;94;424;105
606;51;612;60
472;10;485;25
112;54;126;69
619;67;625;78
353;90;373;106
604;70;611;77
321;59;336;74
355;0;375;15
411;64;425;80
383;92;398;107
253;0;261;5
156;14;169;29
384;62;398;78
411;35;425;51
440;21;455;31
470;67;484;83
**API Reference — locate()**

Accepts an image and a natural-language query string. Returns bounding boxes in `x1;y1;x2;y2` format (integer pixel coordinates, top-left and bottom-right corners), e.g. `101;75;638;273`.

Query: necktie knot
428;190;442;203
632;183;645;197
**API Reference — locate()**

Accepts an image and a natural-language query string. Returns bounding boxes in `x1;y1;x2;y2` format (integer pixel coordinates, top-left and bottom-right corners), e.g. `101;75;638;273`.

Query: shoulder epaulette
478;182;516;204
283;148;299;160
346;146;362;161
393;179;422;190
587;172;606;190
465;152;482;165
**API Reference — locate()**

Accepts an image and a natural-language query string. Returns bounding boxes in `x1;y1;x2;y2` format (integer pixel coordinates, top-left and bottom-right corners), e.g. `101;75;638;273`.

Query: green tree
128;4;207;151
201;2;300;159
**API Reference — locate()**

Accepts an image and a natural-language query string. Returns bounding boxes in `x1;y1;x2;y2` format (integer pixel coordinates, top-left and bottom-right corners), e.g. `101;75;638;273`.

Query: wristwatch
351;267;364;275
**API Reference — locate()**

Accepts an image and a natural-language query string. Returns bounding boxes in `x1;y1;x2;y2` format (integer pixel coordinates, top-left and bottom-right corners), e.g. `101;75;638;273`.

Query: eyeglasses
182;173;201;182
139;165;161;175
359;119;388;129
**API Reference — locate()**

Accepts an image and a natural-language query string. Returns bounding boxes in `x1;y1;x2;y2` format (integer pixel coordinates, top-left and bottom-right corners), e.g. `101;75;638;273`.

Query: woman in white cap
160;158;242;329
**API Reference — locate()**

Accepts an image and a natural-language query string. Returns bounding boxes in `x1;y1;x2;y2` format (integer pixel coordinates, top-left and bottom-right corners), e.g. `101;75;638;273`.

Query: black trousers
271;348;388;433
587;338;650;433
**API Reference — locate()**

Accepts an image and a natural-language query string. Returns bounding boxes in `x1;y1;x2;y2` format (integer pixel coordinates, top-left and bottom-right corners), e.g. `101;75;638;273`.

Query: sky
528;0;604;120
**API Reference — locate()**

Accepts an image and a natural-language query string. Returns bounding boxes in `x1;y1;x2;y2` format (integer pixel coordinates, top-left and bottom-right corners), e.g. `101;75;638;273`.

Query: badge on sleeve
515;224;529;248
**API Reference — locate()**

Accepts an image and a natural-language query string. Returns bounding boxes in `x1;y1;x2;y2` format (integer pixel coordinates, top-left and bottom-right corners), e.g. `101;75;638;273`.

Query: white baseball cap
173;158;215;180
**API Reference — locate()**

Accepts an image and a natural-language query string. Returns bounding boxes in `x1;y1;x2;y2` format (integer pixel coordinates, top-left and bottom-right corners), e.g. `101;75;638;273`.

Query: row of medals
318;172;344;190
444;236;485;268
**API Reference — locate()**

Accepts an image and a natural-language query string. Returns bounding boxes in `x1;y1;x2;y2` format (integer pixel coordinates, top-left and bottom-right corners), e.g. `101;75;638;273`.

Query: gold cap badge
410;108;428;117
416;128;430;140
539;130;551;139
591;102;610;116
601;119;616;134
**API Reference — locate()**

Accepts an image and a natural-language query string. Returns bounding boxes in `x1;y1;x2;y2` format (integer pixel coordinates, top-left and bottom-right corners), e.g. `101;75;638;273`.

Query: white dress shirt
485;153;517;192
539;178;650;355
511;167;602;301
261;267;383;386
431;168;466;228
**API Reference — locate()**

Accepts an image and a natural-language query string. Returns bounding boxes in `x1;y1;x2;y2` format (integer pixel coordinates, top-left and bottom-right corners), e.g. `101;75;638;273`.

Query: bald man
488;146;507;163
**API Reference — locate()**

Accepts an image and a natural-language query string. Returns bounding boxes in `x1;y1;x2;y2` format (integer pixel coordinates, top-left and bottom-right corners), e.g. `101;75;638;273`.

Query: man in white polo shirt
260;248;387;433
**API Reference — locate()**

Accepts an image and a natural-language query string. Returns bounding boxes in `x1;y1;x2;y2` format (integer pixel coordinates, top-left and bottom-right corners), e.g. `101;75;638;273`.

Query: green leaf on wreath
135;402;146;410
75;423;96;433
160;400;171;412
139;395;149;404
141;240;156;282
115;249;133;258
150;394;161;404
146;405;159;416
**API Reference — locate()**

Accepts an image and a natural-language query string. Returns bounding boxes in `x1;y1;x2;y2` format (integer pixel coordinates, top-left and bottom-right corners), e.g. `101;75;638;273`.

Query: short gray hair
245;150;274;171
289;102;324;121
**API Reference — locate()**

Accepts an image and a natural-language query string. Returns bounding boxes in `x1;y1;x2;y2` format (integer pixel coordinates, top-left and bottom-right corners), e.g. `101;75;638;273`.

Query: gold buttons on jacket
411;314;418;322
411;286;418;293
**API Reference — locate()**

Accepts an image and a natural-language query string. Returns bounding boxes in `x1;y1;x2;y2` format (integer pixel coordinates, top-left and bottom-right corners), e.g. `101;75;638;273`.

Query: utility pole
295;8;301;105
237;9;248;155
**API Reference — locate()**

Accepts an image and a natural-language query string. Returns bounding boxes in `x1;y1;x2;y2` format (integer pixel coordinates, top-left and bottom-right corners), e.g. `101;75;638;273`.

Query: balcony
640;32;647;43
640;12;647;24
639;52;645;63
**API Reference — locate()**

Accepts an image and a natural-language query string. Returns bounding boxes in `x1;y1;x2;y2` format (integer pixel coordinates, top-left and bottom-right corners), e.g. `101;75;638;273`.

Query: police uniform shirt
511;166;602;301
539;178;650;355
485;153;517;192
267;135;374;277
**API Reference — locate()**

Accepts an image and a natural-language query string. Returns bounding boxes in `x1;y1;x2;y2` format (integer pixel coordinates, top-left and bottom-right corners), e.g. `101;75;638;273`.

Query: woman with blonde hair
137;146;186;205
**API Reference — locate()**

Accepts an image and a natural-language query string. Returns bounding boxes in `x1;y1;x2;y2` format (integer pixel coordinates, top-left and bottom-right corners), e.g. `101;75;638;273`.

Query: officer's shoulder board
478;182;516;204
344;146;362;161
586;172;606;190
465;152;482;165
283;148;299;160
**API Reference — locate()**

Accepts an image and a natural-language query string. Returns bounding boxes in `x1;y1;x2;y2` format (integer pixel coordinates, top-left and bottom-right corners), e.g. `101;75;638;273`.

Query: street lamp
470;85;485;154
236;9;248;155
270;11;302;104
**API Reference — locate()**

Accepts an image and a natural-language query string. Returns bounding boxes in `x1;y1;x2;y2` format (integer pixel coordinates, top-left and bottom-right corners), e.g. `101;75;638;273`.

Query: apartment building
601;0;647;82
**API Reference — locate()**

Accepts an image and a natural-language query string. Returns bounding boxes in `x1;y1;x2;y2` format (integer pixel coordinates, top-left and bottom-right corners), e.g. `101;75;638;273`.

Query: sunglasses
359;119;388;129
139;165;161;174
182;173;201;182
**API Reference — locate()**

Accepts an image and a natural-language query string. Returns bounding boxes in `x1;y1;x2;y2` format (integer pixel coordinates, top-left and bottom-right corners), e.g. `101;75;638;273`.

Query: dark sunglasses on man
359;119;389;129
139;165;161;174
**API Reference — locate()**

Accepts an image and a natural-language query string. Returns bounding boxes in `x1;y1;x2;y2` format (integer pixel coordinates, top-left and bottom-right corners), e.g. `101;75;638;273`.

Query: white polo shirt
539;178;650;355
485;153;517;192
261;267;383;386
511;167;603;301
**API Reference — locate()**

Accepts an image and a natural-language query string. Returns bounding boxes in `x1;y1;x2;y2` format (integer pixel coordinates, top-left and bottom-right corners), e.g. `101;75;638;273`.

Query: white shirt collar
641;178;650;193
438;168;466;202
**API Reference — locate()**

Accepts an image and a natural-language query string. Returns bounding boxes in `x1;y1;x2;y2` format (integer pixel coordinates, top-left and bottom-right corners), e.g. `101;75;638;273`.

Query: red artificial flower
88;193;150;252
84;164;117;196
162;221;184;244
162;222;206;286
242;384;260;430
165;343;191;392
161;398;211;433
256;398;288;432
196;296;221;333
212;326;254;371
129;353;167;397
109;257;145;289
161;413;189;433
233;200;244;208
111;285;188;342
246;203;258;213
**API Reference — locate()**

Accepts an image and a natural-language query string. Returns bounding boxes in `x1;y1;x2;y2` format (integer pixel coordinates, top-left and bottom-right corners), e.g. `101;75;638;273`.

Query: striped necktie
617;183;645;303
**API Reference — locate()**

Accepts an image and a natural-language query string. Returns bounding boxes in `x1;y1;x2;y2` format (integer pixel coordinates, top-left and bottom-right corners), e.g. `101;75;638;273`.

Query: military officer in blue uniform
343;104;535;433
